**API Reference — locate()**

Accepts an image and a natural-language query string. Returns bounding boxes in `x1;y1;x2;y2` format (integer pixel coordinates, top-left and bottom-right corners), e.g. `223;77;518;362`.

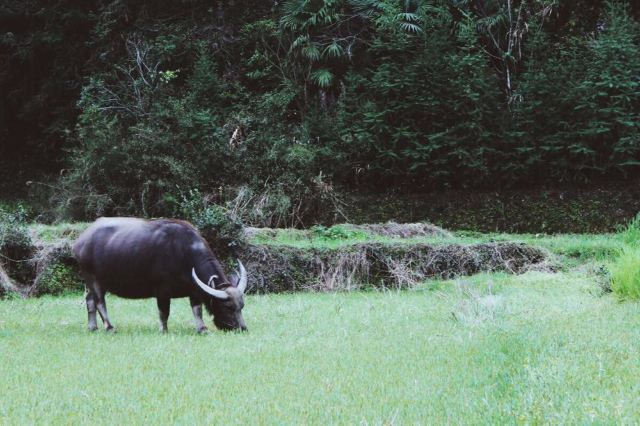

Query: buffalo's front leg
157;297;170;333
190;296;207;333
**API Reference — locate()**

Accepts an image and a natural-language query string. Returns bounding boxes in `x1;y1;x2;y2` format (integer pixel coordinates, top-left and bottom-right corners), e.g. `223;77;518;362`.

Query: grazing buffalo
73;217;248;333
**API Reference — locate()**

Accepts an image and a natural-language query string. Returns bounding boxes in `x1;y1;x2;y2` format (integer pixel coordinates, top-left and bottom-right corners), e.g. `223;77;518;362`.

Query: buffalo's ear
230;272;240;288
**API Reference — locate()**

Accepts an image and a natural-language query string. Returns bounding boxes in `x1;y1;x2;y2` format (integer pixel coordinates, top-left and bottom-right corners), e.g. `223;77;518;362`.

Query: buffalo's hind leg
94;285;114;331
190;296;207;334
81;272;100;332
82;275;113;332
85;289;98;332
157;297;170;333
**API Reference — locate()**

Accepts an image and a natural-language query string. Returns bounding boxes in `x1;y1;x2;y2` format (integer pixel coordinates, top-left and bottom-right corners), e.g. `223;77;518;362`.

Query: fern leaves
281;0;423;89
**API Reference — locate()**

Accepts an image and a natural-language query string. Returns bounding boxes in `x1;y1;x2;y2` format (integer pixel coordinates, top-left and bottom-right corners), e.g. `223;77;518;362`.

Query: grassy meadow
2;266;640;424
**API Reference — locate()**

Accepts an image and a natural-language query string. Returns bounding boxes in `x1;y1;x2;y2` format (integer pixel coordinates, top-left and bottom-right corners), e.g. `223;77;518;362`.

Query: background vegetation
1;0;639;225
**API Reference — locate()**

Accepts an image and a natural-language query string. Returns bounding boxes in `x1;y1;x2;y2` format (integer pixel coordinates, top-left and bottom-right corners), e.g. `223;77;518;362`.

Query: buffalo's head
192;260;248;332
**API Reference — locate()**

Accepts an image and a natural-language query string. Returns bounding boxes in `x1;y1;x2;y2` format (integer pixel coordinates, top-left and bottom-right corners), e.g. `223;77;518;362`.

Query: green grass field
2;268;640;424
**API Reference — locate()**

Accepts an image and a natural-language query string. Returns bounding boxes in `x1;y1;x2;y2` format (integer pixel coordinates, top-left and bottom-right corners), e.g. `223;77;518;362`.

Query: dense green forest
1;0;639;224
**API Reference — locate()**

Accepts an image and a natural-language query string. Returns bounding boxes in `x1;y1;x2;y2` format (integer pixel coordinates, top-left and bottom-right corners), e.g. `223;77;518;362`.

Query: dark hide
73;217;247;332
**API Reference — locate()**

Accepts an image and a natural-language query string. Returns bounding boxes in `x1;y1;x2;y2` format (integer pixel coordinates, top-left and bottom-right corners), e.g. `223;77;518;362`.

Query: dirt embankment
244;242;547;293
1;223;549;297
0;231;81;297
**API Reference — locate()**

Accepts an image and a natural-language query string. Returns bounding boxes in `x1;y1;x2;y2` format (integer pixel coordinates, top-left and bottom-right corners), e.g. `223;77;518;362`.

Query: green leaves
281;0;389;89
398;21;422;33
396;12;422;34
323;42;344;58
311;69;334;88
349;0;386;12
302;43;321;61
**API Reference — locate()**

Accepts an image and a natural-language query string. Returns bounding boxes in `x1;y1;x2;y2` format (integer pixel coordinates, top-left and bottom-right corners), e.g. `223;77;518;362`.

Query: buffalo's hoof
105;326;116;333
196;327;208;334
88;326;98;332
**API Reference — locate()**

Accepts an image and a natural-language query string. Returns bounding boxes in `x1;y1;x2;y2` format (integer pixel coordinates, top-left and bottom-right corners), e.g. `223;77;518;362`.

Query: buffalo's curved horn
236;259;247;294
192;268;229;300
207;275;218;287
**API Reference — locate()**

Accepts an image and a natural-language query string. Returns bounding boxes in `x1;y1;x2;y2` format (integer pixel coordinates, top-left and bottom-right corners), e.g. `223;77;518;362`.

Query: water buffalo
73;217;247;333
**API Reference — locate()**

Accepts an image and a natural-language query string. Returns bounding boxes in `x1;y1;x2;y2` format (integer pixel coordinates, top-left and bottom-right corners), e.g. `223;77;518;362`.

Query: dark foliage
1;0;638;221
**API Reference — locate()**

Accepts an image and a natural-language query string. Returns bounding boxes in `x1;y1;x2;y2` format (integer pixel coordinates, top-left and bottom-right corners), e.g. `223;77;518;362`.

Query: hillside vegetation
1;1;639;224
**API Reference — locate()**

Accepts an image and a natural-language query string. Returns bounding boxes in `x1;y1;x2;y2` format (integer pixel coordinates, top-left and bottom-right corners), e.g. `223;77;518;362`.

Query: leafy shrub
225;176;346;228
0;204;34;290
0;204;30;249
60;94;201;219
59;38;226;220
225;186;293;228
37;262;83;295
179;189;244;257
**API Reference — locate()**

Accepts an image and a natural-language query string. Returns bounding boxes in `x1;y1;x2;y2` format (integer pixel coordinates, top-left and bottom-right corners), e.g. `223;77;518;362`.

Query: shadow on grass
33;320;220;337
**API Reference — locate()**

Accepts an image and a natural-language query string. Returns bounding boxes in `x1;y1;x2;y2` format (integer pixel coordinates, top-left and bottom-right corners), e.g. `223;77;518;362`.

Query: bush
225;186;294;228
225;178;346;228
0;204;30;248
610;247;640;300
179;189;244;258
0;205;33;288
0;205;35;296
37;262;83;295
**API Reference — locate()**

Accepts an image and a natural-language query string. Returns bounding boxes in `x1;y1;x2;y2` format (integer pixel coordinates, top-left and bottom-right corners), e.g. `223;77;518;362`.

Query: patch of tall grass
610;214;640;300
621;213;640;247
610;248;640;300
